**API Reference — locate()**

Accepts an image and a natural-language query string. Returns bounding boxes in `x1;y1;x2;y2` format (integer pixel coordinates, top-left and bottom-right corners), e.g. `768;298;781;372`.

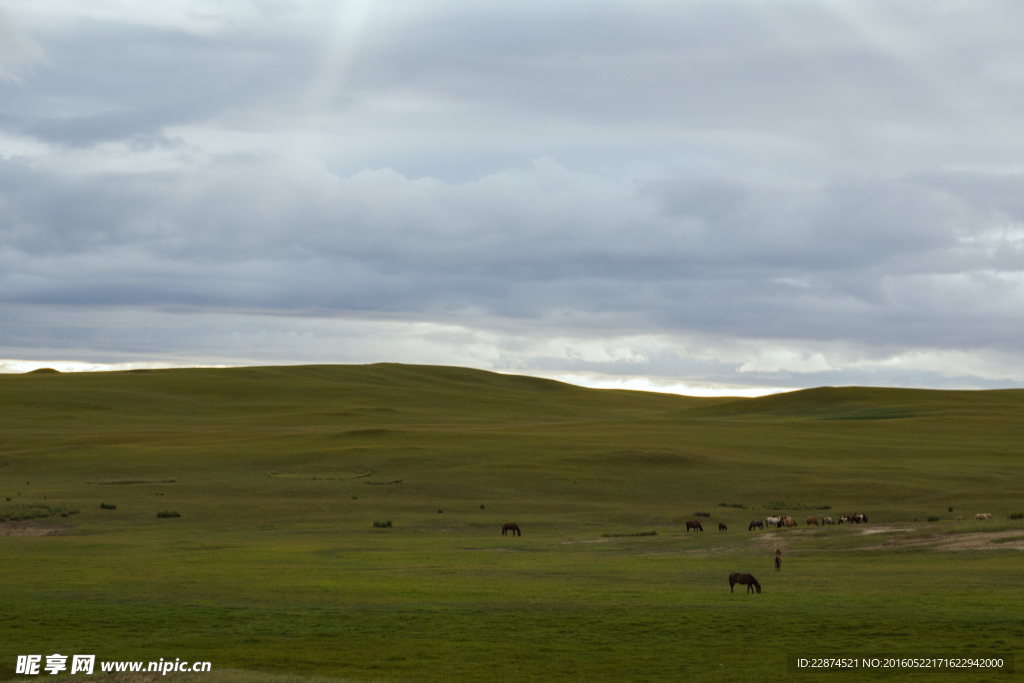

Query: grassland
1;364;1023;682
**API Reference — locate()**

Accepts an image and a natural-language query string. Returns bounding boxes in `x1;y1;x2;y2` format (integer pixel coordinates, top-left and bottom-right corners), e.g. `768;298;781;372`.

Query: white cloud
4;0;272;36
0;10;44;83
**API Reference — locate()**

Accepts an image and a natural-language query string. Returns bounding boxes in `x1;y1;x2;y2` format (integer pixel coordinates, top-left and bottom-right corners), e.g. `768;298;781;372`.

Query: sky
1;0;1023;395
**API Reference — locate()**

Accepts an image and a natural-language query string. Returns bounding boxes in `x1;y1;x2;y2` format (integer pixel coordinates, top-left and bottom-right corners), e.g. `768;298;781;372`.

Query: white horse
766;516;781;526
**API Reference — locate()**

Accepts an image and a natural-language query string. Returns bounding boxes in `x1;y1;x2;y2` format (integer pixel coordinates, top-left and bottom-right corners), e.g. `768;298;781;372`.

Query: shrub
373;519;392;528
601;530;657;538
480;504;485;509
719;502;747;509
1009;512;1023;520
695;511;711;517
927;516;940;522
948;507;953;512
0;504;78;522
156;510;180;518
767;502;831;511
438;509;443;514
100;503;116;510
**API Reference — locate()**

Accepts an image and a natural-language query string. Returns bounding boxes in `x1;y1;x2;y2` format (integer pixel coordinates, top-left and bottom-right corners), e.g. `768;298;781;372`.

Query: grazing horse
782;516;797;528
822;516;834;525
501;522;521;537
748;520;764;531
686;520;704;532
729;573;761;594
976;513;992;520
766;516;781;527
806;516;819;526
955;516;964;521
719;523;727;531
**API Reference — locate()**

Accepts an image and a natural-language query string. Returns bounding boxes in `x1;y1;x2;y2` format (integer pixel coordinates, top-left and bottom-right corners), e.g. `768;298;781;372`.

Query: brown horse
729;573;761;593
501;522;521;537
806;516;819;526
686;520;704;532
775;549;781;572
719;523;727;531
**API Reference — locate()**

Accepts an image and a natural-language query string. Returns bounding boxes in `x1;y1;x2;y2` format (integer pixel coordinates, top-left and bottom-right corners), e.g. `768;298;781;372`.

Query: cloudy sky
1;0;1023;394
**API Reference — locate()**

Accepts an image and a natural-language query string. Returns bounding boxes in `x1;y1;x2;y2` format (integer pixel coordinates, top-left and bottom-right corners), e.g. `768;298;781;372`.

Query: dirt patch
0;520;72;536
859;526;914;535
860;529;1024;552
746;531;790;553
935;530;1024;551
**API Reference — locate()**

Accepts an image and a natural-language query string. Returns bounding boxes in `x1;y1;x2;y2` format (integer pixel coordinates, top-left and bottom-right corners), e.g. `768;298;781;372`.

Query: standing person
775;549;781;572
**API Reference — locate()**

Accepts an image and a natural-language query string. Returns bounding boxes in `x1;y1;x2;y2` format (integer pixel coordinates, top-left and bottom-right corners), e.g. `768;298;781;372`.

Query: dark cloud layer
3;156;1020;348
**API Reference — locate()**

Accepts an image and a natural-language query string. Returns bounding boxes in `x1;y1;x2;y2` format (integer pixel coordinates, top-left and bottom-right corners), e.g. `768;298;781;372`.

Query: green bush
100;503;116;510
719;502;747;509
695;511;711;517
767;502;831;511
927;516;940;522
156;510;180;518
1009;512;1023;520
373;519;392;528
0;503;78;521
601;530;657;538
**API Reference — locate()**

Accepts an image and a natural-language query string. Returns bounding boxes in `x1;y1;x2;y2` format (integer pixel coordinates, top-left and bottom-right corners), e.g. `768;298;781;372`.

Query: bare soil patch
746;531;790;553
0;520;72;536
860;529;1024;552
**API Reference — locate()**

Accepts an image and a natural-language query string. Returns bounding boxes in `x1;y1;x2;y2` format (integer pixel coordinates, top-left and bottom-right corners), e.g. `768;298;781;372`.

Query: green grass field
2;364;1023;682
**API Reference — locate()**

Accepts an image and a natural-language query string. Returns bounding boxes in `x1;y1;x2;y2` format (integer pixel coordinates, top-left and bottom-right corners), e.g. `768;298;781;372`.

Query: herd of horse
680;513;870;533
495;516;872;540
500;512;875;595
747;513;868;530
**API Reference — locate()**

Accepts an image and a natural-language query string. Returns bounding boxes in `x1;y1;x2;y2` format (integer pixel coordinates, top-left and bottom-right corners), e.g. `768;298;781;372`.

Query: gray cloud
1;1;1023;389
2;155;1021;348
